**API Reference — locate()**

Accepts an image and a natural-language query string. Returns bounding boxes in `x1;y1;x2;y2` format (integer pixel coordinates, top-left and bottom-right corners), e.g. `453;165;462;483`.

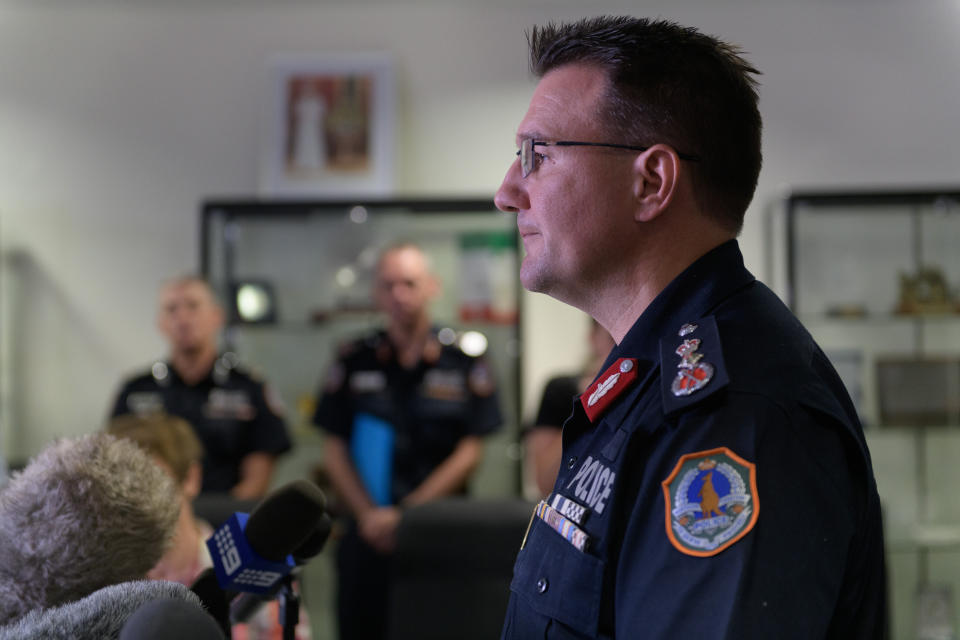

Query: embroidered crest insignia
661;447;758;557
671;338;714;397
678;323;698;337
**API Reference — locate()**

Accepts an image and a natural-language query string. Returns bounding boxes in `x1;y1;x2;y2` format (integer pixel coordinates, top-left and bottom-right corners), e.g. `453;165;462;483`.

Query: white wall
1;0;959;458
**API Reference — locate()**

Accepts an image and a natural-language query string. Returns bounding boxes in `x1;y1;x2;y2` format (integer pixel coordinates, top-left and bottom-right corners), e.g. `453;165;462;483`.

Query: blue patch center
686;469;731;519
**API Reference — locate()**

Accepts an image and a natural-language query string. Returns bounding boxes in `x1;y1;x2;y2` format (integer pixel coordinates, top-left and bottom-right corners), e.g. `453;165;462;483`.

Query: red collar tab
580;358;640;423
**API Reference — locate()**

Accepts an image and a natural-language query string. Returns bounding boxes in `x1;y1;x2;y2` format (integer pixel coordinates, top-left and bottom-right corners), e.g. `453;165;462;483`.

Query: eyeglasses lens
520;139;533;178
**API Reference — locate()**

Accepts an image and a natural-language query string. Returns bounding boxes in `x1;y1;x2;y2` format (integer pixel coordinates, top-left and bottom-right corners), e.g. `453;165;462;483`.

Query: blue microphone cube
206;512;295;594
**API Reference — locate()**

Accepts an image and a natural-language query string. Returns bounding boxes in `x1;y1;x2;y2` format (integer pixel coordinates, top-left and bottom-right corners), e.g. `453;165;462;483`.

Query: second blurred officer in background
110;276;291;499
313;243;503;640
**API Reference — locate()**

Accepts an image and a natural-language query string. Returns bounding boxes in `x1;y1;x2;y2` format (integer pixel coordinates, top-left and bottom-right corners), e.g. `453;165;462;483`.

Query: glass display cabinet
778;189;960;639
200;198;523;498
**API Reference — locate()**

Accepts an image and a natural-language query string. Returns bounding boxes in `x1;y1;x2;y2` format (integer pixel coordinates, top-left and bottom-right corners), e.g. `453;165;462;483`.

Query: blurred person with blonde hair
107;413;311;639
107;413;209;586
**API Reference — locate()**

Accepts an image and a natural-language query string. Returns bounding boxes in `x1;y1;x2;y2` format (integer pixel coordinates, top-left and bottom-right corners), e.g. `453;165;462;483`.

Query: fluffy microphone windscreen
119;598;225;640
0;581;202;640
244;480;327;562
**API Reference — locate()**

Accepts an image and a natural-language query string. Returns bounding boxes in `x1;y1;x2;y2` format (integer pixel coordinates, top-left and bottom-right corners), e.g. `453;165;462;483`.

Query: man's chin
519;261;548;294
390;313;422;330
171;341;205;356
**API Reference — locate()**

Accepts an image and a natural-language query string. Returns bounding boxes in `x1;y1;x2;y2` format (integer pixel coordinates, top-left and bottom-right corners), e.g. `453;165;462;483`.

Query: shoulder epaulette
580;357;641;423
660;316;729;415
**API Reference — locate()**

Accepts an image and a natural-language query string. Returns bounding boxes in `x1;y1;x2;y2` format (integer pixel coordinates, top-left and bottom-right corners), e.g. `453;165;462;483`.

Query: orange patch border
661;446;759;558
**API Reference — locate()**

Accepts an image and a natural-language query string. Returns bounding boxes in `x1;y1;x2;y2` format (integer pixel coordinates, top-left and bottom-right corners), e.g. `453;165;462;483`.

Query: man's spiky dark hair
528;16;762;233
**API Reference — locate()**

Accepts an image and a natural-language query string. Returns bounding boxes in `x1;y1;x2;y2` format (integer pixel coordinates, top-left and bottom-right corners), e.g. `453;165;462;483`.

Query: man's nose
494;158;528;214
388;284;410;301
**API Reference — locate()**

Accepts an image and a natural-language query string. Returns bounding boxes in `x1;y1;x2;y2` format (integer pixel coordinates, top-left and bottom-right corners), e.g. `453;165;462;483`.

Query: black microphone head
119;597;226;640
293;512;333;564
244;480;327;562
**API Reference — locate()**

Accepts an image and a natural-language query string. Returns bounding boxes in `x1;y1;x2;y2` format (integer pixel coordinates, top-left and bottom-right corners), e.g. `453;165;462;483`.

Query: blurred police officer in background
111;276;291;499
494;16;886;639
314;243;502;640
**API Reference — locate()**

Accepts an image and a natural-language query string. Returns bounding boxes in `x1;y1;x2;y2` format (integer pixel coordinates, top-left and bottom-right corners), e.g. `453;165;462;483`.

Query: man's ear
183;461;203;500
426;272;441;301
211;300;226;331
631;144;681;223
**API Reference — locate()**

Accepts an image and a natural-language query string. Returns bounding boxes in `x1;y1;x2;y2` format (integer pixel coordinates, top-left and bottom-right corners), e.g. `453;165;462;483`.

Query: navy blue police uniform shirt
501;240;886;639
111;354;292;493
312;329;502;504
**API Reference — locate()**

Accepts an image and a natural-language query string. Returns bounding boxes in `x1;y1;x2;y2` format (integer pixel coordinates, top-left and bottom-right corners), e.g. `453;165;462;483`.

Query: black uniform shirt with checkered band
312;328;503;503
111;356;291;493
500;240;887;640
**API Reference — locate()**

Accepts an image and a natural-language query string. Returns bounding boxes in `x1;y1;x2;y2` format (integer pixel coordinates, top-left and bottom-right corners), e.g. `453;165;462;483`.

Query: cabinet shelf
201;197;526;500
226;318;520;332
800;312;960;324
875;423;960;430
782;189;960;636
887;525;960;553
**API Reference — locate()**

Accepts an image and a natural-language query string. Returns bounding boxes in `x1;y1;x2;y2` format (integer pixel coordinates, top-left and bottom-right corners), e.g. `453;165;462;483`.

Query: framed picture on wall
260;52;395;197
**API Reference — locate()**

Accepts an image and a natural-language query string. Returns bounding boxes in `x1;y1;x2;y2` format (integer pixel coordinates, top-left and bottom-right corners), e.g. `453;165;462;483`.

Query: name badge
350;370;387;393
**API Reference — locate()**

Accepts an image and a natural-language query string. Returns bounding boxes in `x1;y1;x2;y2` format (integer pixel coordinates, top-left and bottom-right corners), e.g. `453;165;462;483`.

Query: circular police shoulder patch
661;447;758;557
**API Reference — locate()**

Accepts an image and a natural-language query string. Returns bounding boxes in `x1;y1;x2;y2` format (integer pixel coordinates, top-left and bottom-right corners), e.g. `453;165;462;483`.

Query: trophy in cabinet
895;266;957;315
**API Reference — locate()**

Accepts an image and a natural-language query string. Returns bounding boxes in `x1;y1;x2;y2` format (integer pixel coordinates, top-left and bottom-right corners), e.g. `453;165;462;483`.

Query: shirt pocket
351;390;396;424
415;394;471;423
509;517;605;638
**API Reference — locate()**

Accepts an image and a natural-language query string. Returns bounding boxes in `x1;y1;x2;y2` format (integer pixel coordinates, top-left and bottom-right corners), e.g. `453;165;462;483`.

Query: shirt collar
609;239;755;366
376;327;444;366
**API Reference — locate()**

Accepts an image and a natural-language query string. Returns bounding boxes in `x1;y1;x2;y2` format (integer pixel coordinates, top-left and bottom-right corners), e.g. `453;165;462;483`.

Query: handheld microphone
190;567;232;637
293;512;333;564
228;512;333;625
206;480;327;594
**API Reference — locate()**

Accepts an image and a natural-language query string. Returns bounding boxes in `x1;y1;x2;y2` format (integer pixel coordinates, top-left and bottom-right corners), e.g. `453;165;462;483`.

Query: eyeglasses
516;138;700;178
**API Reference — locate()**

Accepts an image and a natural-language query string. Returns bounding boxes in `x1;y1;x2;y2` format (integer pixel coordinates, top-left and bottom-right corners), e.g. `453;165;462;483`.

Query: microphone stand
276;574;300;640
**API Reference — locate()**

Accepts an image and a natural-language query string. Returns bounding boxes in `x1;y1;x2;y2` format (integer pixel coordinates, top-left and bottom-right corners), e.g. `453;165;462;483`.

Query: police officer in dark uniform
111;276;290;498
493;17;886;638
314;243;502;640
